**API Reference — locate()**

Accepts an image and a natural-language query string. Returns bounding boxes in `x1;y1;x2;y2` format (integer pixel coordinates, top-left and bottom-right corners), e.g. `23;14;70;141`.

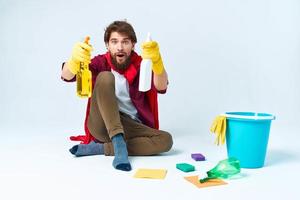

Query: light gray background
1;0;299;135
1;0;299;199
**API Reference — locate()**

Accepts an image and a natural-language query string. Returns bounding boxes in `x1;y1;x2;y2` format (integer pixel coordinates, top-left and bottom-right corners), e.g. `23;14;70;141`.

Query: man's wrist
152;57;164;75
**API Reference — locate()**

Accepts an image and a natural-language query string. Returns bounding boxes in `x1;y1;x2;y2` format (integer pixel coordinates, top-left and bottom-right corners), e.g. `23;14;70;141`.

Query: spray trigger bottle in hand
139;33;152;92
77;36;92;98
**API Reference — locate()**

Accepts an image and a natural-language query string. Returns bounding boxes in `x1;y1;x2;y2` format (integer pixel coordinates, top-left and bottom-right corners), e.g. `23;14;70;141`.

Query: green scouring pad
176;163;195;172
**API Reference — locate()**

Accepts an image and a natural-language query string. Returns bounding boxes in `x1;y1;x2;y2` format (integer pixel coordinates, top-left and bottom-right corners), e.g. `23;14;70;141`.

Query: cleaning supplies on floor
176;163;195;172
200;157;241;183
224;112;275;168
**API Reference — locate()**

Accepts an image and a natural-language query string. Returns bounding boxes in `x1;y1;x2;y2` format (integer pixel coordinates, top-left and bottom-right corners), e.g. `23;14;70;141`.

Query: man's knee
160;131;173;153
95;71;115;89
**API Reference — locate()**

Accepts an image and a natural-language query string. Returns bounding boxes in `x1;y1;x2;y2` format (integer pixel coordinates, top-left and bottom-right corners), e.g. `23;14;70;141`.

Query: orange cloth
184;175;227;188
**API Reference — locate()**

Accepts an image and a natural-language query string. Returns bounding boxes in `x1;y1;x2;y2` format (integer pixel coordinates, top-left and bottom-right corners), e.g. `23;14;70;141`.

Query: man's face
106;31;135;70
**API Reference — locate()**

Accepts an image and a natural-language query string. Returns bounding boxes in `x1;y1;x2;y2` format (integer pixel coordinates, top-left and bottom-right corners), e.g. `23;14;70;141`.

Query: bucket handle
221;113;275;120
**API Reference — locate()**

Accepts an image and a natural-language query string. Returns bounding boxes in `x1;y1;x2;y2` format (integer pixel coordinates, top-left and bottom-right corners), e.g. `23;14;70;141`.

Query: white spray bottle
139;33;152;92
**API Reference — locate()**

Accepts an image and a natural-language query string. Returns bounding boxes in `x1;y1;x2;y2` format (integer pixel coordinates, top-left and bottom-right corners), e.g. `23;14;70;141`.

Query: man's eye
123;41;129;45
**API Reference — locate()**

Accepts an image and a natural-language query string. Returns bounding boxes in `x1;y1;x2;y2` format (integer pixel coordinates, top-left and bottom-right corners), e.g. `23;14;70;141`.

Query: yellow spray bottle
76;36;92;98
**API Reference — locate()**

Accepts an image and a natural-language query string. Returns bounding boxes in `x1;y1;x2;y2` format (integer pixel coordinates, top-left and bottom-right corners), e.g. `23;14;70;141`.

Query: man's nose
117;42;124;51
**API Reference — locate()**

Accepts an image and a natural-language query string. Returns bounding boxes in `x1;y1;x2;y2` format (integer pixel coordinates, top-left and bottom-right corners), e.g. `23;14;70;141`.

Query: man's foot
112;134;131;171
69;141;104;157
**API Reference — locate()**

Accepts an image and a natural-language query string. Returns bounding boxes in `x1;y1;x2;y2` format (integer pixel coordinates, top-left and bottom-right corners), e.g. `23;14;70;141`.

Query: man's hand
67;41;93;75
141;41;164;75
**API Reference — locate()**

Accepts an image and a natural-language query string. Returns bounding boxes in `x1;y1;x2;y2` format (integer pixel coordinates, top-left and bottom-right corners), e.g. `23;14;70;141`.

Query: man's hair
104;20;137;43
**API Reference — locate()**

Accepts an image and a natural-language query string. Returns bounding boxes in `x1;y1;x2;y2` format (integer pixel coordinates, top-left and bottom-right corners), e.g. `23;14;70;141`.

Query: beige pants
87;71;173;156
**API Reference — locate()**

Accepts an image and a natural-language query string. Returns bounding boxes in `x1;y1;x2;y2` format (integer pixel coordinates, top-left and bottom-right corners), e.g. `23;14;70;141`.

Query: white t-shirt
111;70;140;122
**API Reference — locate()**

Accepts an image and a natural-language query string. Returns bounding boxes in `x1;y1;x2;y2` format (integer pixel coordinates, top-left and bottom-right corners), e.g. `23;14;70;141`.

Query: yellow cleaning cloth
133;168;167;179
210;115;227;145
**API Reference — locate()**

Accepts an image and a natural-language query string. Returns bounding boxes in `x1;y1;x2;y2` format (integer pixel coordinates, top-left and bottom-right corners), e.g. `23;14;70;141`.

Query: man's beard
110;52;131;70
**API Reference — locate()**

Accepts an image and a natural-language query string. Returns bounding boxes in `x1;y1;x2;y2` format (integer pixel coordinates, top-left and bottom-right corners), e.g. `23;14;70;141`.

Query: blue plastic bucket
225;112;275;168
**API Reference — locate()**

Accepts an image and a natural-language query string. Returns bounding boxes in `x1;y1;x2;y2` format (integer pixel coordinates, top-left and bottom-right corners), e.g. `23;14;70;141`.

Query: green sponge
176;163;195;172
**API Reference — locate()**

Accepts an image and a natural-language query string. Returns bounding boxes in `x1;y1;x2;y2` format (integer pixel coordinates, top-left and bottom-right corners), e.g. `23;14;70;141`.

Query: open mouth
116;53;126;58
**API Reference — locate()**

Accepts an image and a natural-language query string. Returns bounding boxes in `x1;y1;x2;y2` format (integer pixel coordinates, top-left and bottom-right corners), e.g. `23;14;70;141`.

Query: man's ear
132;43;136;51
105;43;109;50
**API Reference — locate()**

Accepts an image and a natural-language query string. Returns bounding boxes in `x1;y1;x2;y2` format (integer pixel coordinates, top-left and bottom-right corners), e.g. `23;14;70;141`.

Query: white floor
1;128;299;200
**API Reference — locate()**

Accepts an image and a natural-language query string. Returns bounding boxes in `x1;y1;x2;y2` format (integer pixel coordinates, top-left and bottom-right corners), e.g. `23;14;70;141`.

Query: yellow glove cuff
152;54;165;75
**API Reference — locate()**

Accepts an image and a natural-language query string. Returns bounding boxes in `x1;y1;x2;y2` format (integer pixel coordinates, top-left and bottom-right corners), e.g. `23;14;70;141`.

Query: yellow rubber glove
210;115;227;145
67;39;93;74
141;41;164;75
